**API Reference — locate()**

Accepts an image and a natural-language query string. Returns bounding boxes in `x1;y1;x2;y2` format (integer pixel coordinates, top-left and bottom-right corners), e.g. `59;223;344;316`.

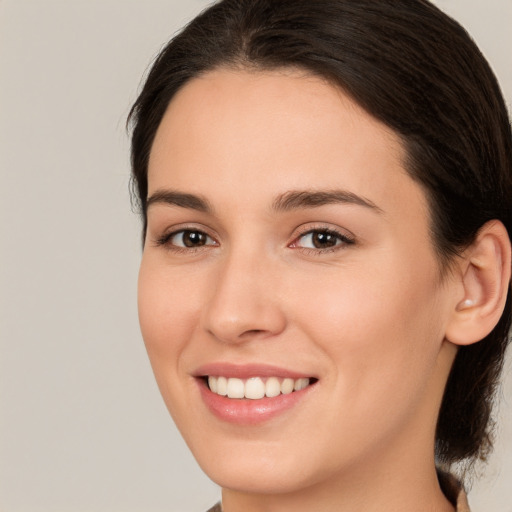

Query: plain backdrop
1;1;511;511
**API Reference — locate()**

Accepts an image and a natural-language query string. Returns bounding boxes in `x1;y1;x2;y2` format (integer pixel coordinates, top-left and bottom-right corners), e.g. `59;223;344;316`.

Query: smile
194;365;318;424
207;376;312;399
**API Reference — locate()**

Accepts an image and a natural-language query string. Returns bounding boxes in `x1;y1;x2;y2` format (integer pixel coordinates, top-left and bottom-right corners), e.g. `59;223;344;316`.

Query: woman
128;0;512;510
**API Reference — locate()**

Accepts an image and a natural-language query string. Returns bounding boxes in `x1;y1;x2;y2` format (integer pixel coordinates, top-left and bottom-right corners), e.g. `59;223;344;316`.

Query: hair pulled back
128;0;512;469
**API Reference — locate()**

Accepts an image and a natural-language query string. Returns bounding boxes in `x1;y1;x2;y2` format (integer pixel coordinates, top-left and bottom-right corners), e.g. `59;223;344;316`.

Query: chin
184;431;334;496
201;457;316;495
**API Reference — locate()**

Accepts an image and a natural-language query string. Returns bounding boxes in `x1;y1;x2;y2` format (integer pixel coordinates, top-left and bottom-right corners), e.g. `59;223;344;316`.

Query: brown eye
309;231;339;249
294;229;354;251
170;230;215;248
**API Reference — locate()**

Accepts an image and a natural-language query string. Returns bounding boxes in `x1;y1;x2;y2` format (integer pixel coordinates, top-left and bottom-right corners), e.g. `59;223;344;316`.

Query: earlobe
445;220;511;346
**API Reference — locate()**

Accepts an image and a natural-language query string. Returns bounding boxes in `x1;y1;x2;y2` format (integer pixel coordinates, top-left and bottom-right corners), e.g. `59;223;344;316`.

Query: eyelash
290;227;355;255
154;227;218;253
154;226;355;255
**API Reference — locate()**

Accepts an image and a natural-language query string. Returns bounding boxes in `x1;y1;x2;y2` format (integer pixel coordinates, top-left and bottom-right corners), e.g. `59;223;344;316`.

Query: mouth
194;363;318;424
203;375;317;400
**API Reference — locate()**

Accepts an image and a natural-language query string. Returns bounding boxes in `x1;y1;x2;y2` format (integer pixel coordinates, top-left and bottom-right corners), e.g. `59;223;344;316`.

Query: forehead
148;68;426;221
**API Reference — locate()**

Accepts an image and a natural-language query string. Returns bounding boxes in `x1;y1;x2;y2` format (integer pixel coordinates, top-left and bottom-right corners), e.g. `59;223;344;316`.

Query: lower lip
197;380;315;425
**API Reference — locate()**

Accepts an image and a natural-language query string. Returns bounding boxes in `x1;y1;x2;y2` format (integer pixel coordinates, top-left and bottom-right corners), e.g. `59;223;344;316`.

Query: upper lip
193;362;315;380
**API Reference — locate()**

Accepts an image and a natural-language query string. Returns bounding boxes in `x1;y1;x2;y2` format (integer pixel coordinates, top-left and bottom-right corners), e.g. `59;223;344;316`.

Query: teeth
294;377;309;391
281;378;294;394
217;376;227;396
208;376;217;393
227;378;245;398
245;377;266;399
207;376;312;399
265;377;281;398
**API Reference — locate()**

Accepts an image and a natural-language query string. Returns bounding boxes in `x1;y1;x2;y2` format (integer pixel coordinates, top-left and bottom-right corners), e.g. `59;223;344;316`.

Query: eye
291;228;354;251
158;229;217;250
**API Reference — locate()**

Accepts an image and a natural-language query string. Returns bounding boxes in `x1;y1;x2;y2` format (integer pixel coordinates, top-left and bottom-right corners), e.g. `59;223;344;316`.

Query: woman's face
139;69;457;495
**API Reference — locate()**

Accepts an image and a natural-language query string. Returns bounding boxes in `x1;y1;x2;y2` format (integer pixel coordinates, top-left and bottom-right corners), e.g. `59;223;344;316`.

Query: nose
201;250;287;344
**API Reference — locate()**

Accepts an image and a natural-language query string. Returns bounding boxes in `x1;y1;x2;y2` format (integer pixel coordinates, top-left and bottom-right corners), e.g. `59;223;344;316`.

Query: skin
139;68;462;512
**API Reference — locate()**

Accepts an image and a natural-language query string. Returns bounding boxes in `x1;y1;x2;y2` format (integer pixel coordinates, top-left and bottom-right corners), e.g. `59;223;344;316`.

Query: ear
445;220;511;346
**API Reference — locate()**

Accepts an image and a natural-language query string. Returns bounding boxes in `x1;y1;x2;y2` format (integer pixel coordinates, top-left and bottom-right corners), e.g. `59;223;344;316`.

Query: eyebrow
146;189;213;213
272;190;383;213
146;188;382;215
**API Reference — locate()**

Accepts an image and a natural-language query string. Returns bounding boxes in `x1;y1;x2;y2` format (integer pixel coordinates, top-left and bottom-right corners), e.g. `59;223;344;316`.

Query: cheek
137;256;211;429
291;258;445;409
137;257;201;374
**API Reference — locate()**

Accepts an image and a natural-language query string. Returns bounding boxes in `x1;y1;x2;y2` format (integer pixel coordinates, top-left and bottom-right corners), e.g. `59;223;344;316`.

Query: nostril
235;328;273;342
244;329;265;336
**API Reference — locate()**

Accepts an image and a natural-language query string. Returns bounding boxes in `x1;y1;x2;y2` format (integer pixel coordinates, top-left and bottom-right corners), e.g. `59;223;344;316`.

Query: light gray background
1;1;511;511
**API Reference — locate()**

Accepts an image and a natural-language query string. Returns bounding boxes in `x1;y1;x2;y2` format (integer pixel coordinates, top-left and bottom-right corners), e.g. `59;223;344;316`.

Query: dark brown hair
128;0;512;469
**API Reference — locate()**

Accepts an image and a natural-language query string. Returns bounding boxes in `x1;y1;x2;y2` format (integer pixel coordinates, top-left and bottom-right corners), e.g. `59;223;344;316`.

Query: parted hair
128;0;512;469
